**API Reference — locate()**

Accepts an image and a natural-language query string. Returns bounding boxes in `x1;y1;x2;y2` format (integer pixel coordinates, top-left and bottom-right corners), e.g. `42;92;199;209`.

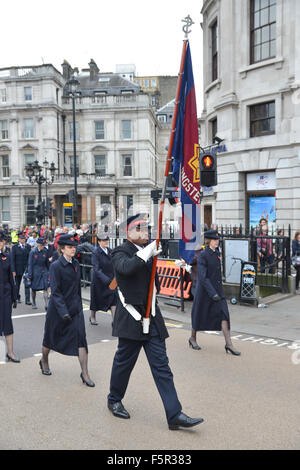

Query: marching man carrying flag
107;213;204;430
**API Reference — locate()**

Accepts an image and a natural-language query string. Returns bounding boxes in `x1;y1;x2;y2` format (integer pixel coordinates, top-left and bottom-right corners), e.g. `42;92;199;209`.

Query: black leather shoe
188;339;201;350
6;354;21;363
26;301;32;305
108;401;130;419
80;372;95;387
39;359;52;375
168;412;204;430
225;345;241;356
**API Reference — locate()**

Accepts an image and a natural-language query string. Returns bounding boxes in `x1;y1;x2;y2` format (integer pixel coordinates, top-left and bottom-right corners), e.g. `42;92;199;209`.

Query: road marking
12;312;46;319
165;322;183;329
202;331;300;350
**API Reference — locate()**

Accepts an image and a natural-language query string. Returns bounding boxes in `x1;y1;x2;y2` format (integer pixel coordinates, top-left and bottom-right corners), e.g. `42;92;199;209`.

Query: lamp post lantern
25;159;57;228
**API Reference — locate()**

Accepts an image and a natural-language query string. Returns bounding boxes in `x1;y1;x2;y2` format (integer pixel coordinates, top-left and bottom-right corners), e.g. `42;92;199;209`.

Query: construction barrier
156;259;192;299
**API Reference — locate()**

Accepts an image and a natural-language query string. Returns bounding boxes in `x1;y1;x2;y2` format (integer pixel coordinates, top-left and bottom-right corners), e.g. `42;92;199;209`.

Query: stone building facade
200;0;300;234
0;60;170;229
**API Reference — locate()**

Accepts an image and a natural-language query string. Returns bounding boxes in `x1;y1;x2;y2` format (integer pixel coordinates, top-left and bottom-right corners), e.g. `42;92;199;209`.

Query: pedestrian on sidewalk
27;238;50;310
190;230;240;355
89;233;117;326
292;232;300;291
40;234;94;387
10;232;32;305
0;231;19;363
107;213;204;430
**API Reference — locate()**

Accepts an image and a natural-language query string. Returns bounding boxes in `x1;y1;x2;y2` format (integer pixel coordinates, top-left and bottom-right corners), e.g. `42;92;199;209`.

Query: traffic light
35;201;45;224
200;152;217;187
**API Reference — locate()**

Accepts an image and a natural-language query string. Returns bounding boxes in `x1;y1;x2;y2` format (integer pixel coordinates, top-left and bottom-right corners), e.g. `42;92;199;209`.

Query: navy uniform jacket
11;243;31;275
191;247;230;331
90;246;117;311
0;251;17;336
27;247;49;291
42;255;87;356
111;240;168;342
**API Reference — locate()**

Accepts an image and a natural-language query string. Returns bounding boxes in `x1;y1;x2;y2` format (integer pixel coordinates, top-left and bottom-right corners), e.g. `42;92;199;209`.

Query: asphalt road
1;291;300;451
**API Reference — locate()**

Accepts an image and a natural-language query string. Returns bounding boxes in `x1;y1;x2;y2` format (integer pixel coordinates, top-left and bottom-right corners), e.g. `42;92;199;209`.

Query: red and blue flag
172;42;201;263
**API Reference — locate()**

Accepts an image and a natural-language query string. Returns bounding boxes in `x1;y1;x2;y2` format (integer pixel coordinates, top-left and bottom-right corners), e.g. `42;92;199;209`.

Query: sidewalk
82;287;300;342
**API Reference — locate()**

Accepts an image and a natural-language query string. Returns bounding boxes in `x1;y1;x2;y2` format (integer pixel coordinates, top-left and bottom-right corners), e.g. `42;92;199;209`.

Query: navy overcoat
191;247;230;331
90;246;117;312
27;247;49;291
11;243;31;276
0;252;17;336
111;240;168;342
42;255;87;356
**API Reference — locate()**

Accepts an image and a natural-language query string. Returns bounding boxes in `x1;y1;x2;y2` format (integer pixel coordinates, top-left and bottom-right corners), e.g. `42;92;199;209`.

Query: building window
100;195;111;222
69;122;79;141
24;87;32;101
121;120;131;139
1;155;9;178
250;0;276;64
94;154;106;176
122;154;132;176
151;79;157;88
211;20;218;82
70;156;79;176
95;121;105;140
211;118;218;143
143;79;149;88
24;118;34;138
24;196;36;225
151;95;157;106
0;120;8;139
250;101;275;137
1;89;6;102
158;115;167;123
126;195;133;216
0;196;10;222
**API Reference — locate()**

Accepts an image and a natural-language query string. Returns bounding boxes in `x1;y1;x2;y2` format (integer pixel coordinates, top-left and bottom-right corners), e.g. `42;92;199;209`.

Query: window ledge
204;79;222;94
239;57;284;78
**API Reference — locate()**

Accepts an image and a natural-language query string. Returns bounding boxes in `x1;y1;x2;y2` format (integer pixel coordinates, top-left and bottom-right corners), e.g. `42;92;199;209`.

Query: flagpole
144;21;193;325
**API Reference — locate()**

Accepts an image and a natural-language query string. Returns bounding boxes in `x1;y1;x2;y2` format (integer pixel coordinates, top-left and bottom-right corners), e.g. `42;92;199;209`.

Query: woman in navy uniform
27;238;49;310
107;214;204;430
40;234;94;387
89;233;117;325
0;232;19;363
11;232;31;305
190;230;240;355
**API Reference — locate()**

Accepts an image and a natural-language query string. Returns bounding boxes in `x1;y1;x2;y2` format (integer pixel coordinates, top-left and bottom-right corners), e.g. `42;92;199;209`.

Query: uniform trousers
15;274;30;303
108;324;182;424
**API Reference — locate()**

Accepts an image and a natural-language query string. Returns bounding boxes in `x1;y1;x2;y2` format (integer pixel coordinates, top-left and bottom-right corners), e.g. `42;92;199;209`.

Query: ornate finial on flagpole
182;15;194;39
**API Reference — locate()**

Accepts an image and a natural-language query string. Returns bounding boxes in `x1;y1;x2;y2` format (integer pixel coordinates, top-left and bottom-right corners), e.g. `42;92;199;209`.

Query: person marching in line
107;213;204;430
27;238;50;310
11;232;32;305
0;231;19;363
40;234;94;387
190;230;241;355
89;233;117;326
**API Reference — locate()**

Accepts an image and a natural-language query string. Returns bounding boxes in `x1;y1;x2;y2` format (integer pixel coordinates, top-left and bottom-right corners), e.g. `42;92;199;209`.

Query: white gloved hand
185;264;192;274
175;259;185;267
136;240;162;263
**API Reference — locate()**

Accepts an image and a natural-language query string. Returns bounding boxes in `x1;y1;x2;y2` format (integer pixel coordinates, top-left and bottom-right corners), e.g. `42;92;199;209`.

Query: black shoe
89;317;98;326
80;372;95;387
32;303;37;309
25;301;32;305
225;345;241;356
107;401;130;419
17;299;22;304
6;354;21;363
39;359;52;376
168;412;204;430
188;339;201;350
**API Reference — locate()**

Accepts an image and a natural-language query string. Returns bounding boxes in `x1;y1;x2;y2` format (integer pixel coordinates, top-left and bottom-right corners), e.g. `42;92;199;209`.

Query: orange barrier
156;259;192;299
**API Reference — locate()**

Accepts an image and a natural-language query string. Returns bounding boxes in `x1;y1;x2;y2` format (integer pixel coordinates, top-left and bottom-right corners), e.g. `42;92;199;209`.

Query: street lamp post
25;160;57;229
67;75;80;224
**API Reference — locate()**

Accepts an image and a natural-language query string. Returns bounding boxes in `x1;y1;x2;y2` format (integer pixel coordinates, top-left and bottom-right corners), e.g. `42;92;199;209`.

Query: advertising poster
249;196;276;232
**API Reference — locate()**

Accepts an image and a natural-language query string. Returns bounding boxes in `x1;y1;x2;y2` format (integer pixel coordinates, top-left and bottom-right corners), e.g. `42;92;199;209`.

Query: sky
2;0;204;112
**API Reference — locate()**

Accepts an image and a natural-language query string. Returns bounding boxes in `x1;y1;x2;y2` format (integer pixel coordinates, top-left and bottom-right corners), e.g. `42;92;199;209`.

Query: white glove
136;240;162;263
185;264;192;274
175;259;185;267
